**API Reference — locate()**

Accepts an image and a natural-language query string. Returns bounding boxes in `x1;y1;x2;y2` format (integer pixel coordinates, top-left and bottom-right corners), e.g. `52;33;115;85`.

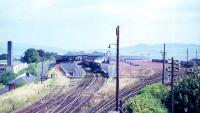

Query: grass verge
0;79;54;113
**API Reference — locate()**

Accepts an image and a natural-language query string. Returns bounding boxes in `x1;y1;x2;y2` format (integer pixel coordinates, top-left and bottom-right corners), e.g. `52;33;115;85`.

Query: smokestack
7;41;13;66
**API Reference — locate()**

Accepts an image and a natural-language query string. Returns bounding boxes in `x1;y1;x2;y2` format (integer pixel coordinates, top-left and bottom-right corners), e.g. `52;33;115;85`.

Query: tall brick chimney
7;41;13;66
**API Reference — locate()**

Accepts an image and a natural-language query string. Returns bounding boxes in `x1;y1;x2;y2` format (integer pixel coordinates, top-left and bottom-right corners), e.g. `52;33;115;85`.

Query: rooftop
64;51;105;57
9;73;36;85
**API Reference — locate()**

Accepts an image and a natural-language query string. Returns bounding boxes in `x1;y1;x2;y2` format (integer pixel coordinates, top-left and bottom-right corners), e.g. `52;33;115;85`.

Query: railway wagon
180;61;194;68
152;59;168;63
190;59;200;66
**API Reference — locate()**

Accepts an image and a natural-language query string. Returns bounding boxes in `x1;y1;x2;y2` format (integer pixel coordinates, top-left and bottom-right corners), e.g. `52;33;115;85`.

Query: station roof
88;51;105;57
64;51;105;57
9;73;36;86
65;51;88;56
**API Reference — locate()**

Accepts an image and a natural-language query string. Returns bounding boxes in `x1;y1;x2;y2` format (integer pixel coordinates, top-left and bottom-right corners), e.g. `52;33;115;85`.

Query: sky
0;0;200;50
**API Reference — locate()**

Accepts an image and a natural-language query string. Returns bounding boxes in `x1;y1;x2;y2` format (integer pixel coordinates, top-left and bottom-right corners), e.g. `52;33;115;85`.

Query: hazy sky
0;0;200;50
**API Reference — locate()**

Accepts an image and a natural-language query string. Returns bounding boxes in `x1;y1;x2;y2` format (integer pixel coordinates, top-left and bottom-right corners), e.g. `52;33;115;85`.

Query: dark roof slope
9;73;36;86
89;51;105;56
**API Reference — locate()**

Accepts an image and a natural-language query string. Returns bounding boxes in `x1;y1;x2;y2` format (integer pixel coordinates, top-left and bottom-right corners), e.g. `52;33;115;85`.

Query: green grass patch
0;79;55;113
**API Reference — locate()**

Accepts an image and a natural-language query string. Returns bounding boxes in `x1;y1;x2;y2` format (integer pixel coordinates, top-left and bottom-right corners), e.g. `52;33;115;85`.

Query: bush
140;83;169;101
165;75;200;113
16;64;37;76
125;83;169;113
28;64;37;76
125;93;168;113
0;72;16;85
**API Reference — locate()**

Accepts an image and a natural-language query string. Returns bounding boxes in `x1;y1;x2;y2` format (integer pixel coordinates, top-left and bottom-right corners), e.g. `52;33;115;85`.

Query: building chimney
7;41;13;66
26;72;30;77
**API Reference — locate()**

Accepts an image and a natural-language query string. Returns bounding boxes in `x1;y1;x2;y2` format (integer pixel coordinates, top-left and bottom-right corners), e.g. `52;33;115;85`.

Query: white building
0;60;28;74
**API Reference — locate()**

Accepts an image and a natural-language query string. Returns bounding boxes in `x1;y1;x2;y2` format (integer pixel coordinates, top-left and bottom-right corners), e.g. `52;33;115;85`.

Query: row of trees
21;49;57;63
125;74;200;113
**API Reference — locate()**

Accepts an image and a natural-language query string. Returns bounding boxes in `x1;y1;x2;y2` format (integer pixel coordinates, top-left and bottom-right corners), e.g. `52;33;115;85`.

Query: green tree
45;52;57;60
21;48;40;63
0;72;16;85
165;75;200;113
125;84;169;113
37;49;46;59
0;54;7;60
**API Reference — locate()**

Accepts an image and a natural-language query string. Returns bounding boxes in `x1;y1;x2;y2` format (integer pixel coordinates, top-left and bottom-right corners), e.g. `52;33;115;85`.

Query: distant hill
0;42;199;60
80;43;200;60
120;43;200;60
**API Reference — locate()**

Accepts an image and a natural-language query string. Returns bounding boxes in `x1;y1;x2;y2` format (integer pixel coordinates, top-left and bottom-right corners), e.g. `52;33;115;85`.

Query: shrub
16;64;37;76
140;83;169;101
125;93;168;113
0;72;16;85
28;64;37;76
125;83;169;113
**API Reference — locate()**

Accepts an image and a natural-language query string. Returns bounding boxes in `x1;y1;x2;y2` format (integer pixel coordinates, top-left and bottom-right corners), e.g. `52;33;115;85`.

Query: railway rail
91;72;188;113
17;85;65;113
47;75;94;113
17;73;93;113
56;76;105;113
17;72;105;113
90;75;162;113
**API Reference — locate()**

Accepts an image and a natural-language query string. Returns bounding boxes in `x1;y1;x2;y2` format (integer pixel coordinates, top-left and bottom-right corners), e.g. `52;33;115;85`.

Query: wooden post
116;26;120;111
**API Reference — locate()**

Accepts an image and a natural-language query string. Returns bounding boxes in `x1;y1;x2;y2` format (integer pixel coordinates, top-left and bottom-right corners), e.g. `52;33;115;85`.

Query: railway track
17;72;105;113
90;75;162;113
17;73;93;113
16;85;66;113
50;75;95;113
91;72;188;113
53;75;105;113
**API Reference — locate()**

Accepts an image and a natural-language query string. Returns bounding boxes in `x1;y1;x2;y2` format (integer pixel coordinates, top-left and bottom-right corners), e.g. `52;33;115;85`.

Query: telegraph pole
41;57;44;83
167;57;179;113
187;48;189;63
116;26;120;111
196;50;198;64
162;43;166;85
171;57;174;113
